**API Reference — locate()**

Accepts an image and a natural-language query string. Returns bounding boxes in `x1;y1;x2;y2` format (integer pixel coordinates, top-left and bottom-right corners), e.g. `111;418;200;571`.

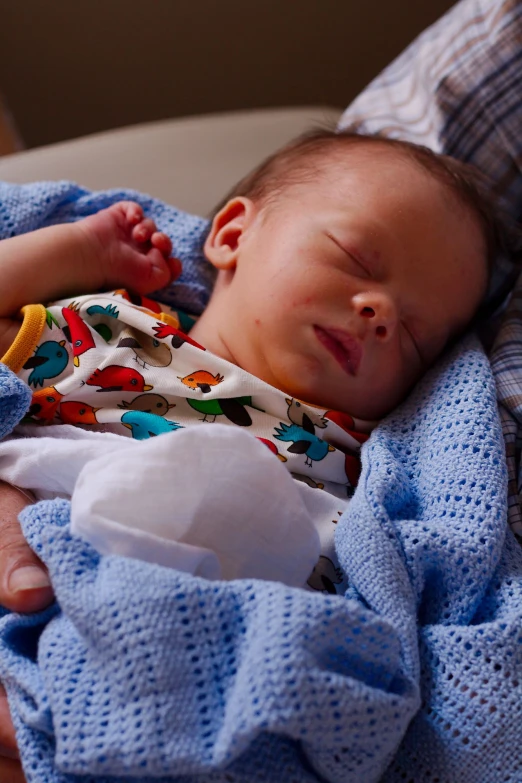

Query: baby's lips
314;325;363;376
331;329;363;374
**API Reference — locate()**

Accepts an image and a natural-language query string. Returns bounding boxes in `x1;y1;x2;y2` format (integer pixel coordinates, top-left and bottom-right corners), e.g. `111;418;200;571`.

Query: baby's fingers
132;219;157;244
168;256;183;282
151;231;172;257
151;232;181;282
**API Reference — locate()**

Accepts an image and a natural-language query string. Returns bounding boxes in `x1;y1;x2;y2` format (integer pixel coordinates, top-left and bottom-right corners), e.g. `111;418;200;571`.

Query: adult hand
0;482;54;781
0;756;25;783
0;684;24;782
0;482;54;614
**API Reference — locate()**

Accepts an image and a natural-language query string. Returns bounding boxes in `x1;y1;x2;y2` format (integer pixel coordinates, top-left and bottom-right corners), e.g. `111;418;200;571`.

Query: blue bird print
23;340;69;388
86;304;119;319
121;410;183;440
274;421;335;467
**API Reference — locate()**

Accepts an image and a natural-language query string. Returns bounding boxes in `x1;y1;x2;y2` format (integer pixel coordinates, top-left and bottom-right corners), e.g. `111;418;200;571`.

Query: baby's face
197;148;488;419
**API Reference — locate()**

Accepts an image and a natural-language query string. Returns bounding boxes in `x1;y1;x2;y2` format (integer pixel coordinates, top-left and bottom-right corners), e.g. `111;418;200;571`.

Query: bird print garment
2;290;369;594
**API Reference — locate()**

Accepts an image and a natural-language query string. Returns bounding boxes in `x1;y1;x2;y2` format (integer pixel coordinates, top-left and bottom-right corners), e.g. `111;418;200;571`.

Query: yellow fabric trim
1;304;47;373
156;311;180;329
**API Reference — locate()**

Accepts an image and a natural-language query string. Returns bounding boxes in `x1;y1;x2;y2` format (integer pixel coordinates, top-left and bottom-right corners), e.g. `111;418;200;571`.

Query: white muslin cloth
0;423;321;586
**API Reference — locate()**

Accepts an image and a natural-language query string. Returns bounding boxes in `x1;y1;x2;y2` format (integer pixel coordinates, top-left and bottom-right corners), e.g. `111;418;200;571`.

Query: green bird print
186;396;255;427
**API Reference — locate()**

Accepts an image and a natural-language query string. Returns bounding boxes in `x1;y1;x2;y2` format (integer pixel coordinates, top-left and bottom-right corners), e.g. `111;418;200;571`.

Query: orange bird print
62;307;96;367
29;386;64;420
178;370;224;393
60;401;100;425
86;365;153;393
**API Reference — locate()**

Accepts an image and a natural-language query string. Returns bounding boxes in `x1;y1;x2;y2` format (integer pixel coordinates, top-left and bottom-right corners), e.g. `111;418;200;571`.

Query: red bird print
344;453;361;489
86;365;153;393
324;410;369;445
256;437;288;462
60;401;100;425
62;307;96;367
153;322;205;351
114;289;163;313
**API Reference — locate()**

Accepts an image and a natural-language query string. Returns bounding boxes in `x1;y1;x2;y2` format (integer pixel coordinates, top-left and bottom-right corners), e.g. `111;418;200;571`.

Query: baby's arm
0;221;94;317
0;201;180;319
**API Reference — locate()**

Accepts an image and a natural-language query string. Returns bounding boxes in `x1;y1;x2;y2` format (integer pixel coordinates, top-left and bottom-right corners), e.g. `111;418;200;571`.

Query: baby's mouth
314;326;362;376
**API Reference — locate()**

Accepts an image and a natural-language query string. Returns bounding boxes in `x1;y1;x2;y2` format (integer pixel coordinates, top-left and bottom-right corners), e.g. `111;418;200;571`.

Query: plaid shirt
340;0;522;538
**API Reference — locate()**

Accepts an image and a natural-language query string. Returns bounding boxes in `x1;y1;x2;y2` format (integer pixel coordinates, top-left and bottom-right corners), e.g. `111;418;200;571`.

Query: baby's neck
189;315;237;366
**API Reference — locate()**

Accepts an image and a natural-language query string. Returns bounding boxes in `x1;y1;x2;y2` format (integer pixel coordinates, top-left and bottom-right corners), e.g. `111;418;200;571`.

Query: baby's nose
354;292;397;340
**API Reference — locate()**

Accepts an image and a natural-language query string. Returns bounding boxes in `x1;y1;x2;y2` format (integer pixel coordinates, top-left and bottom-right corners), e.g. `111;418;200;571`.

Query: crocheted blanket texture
0;182;521;783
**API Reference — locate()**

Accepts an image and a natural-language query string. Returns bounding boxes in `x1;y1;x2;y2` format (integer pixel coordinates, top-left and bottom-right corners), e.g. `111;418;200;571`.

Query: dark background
0;0;455;149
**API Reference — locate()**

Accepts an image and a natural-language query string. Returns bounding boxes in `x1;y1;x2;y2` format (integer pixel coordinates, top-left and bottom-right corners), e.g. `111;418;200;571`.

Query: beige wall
0;0;455;150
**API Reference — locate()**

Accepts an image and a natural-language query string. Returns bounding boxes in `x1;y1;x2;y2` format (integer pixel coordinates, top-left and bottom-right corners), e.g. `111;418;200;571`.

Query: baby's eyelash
348;253;370;275
326;233;371;276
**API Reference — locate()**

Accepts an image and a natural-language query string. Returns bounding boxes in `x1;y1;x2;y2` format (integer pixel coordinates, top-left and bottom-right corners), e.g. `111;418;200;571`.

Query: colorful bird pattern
23;340;69;387
118;393;175;417
60;401;100;425
61;306;96;367
152;322;205;351
286;397;328;429
114;290;162;313
28;386;64;419
19;290;362;482
307;556;344;594
179;370;224;393
86;365;153;393
121;410;183;440
86;303;120;319
186;396;255;426
16;289;364;592
117;330;173;369
274;421;336;467
257;437;287;462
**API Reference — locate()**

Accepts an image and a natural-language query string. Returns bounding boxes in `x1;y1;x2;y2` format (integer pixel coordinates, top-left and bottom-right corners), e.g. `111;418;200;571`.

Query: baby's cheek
287;291;323;314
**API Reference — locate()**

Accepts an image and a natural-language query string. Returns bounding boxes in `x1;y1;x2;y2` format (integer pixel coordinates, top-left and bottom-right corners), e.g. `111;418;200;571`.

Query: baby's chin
267;359;411;421
293;386;407;422
280;383;380;421
342;394;411;422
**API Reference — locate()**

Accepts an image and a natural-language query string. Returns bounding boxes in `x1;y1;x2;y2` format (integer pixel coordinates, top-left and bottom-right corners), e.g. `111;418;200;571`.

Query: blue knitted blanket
0;182;521;783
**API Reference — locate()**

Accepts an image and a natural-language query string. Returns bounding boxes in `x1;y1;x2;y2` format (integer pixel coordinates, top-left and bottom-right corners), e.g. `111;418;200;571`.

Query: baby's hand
78;201;183;296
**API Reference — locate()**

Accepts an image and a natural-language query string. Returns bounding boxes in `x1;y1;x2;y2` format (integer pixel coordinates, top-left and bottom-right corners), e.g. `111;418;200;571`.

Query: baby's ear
204;197;256;270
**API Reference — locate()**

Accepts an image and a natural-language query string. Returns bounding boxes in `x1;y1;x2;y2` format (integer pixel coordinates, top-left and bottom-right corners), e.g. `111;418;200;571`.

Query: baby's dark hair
215;128;517;292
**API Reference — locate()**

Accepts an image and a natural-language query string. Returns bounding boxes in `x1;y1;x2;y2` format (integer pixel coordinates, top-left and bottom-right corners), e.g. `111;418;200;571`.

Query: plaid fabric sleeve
490;274;522;538
339;0;522;540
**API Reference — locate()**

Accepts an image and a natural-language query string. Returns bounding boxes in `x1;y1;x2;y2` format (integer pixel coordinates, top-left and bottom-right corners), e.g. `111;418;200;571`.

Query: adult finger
0;685;18;759
0;487;54;613
0;757;26;783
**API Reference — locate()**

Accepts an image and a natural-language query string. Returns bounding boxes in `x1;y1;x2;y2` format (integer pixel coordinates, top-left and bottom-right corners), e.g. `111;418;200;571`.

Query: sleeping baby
0;129;498;592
